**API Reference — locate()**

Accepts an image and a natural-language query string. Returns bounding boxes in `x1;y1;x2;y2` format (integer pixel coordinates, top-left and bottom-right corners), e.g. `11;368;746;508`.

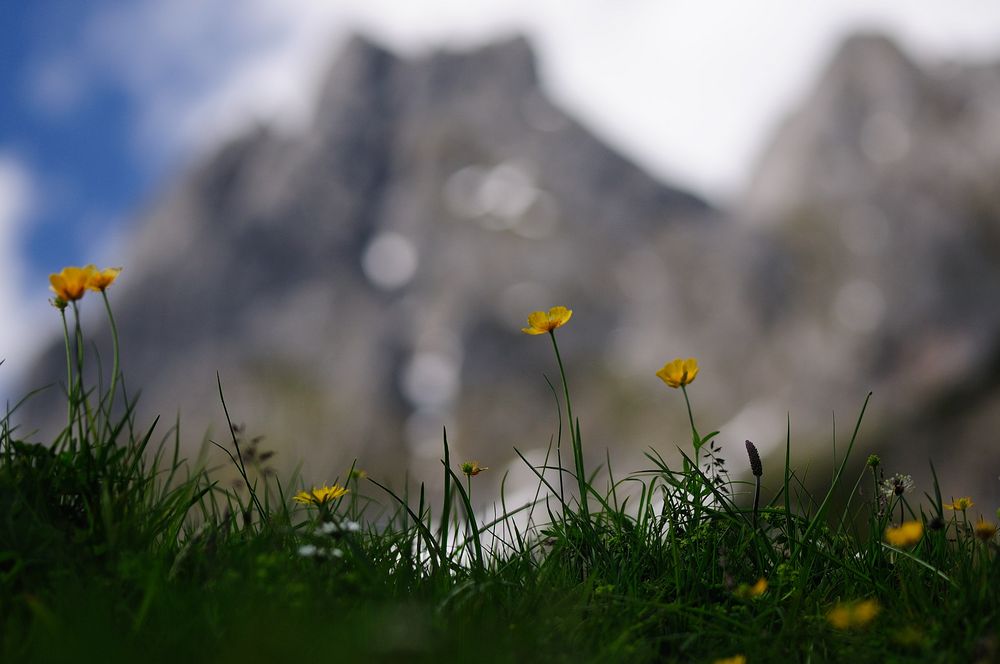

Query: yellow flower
943;497;974;511
49;266;96;302
884;521;923;548
293;484;349;506
891;625;927;648
713;656;746;664
734;577;768;599
826;599;880;630
460;461;488;477
852;599;880;624
655;357;699;388
974;518;997;541
521;306;573;335
85;265;122;292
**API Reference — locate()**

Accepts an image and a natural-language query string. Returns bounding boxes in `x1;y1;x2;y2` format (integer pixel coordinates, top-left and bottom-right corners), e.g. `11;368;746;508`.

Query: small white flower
331;548;344;558
880;473;914;498
297;544;318;557
316;520;361;535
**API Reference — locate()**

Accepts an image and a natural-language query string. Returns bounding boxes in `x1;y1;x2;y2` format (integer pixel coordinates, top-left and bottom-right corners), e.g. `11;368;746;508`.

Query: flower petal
548;306;572;328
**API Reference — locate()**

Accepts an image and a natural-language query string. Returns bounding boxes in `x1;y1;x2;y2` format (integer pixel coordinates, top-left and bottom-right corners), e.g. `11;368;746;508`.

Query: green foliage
0;302;998;663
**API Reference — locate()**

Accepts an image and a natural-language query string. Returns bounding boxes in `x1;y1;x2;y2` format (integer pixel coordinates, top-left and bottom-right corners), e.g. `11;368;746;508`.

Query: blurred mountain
20;33;1000;503
743;33;1000;494
22;35;714;484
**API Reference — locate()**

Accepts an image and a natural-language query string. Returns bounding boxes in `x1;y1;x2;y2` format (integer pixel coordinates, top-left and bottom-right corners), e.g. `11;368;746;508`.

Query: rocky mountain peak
20;31;1000;503
314;34;539;131
21;33;711;486
744;34;932;221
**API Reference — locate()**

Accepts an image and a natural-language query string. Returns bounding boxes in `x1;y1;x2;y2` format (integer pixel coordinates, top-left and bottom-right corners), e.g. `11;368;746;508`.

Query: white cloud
48;0;1000;197
0;154;47;404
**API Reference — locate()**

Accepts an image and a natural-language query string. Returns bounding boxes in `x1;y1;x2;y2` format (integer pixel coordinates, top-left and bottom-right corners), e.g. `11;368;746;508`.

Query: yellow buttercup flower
713;656;746;664
884;520;923;548
293;485;349;506
826;599;880;630
943;497;974;511
521;306;573;335
461;461;488;477
891;625;927;648
49;265;96;302
85;265;122;292
655;357;699;388
851;599;880;625
974;518;997;541
734;577;767;599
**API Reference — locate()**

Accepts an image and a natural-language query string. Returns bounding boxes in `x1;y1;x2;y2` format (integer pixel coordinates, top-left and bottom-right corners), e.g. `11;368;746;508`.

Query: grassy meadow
0;267;998;663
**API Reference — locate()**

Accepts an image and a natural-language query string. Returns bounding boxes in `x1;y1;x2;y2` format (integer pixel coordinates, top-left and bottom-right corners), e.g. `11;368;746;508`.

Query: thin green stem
549;331;574;443
680;385;699;446
59;308;74;436
752;476;761;530
871;468;880;513
71;301;93;444
548;330;588;522
543;376;566;514
101;290;120;427
680;384;702;515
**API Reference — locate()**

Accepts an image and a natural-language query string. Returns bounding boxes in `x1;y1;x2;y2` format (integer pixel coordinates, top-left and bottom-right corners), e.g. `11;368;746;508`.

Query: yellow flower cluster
293;484;349;506
49;265;122;305
884;521;923;548
826;599;880;630
713;656;746;664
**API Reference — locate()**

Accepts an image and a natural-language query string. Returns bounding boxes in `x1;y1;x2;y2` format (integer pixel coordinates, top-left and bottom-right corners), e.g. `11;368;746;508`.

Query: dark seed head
745;440;763;477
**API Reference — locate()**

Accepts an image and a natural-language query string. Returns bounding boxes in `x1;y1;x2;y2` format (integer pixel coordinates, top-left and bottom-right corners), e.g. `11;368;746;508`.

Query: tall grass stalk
548;328;588;522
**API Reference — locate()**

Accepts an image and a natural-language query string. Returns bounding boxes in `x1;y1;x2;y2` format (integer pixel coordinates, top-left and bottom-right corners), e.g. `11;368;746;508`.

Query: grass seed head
744;440;762;477
881;473;914;498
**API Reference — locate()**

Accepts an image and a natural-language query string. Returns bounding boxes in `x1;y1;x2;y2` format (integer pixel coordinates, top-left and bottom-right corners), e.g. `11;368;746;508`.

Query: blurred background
4;1;1000;506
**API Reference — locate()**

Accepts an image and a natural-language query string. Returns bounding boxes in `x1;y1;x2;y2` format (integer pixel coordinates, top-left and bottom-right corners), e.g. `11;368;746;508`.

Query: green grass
1;293;998;663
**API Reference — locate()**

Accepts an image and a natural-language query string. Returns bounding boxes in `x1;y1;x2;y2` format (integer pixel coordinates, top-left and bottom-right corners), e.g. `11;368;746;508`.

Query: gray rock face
22;35;711;487
21;33;1000;503
743;33;1000;494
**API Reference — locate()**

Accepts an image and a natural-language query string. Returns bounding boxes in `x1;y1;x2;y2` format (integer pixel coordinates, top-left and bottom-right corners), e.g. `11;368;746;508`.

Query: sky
3;0;1000;400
